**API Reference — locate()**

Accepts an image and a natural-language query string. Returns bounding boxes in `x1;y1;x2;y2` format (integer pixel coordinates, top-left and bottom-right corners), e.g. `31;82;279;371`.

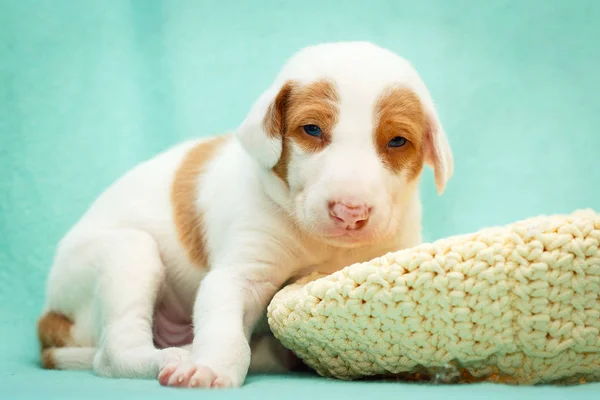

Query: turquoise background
1;0;599;398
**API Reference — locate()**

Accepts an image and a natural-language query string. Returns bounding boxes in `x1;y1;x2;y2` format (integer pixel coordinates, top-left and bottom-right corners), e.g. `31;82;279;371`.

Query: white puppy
37;41;453;388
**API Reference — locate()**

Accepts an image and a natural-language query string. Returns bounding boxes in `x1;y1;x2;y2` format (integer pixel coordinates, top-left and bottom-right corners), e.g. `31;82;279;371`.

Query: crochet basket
267;209;600;384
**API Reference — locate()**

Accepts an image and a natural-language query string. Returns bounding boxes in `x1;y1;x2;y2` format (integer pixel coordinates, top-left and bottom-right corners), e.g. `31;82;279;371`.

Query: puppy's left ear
420;94;454;195
235;81;294;169
424;108;453;194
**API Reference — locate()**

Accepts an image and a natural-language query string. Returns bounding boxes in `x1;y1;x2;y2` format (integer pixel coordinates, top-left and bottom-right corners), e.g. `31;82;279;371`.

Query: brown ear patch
270;80;340;182
264;81;295;139
172;135;230;268
373;87;426;180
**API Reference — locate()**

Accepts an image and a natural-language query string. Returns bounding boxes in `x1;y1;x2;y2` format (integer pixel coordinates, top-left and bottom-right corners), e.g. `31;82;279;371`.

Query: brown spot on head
373;87;426;180
37;311;73;349
172;135;230;267
267;80;340;182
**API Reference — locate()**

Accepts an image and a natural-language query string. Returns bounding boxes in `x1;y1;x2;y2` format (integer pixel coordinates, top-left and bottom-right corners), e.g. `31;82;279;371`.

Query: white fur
41;41;453;388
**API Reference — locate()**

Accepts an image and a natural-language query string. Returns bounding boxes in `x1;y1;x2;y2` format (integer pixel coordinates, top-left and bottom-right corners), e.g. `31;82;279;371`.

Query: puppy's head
236;42;453;248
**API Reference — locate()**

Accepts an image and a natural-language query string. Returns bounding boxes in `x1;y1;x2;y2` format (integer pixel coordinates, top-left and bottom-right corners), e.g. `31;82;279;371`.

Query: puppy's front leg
158;265;281;388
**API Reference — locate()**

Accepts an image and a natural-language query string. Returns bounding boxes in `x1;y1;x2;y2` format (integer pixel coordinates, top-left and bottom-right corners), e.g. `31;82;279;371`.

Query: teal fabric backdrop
1;0;599;398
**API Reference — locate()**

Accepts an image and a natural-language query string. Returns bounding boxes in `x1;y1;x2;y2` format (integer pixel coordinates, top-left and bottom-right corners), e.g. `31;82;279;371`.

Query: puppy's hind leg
76;229;188;378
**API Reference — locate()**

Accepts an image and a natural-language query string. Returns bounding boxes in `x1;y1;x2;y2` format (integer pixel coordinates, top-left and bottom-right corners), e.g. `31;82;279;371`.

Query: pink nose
328;200;371;230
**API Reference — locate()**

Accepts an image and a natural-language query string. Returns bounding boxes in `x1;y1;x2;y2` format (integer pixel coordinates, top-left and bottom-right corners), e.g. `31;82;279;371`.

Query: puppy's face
237;42;453;248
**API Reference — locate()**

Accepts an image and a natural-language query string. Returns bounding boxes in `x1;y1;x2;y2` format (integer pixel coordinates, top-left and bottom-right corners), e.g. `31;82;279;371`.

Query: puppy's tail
42;347;96;370
37;311;95;370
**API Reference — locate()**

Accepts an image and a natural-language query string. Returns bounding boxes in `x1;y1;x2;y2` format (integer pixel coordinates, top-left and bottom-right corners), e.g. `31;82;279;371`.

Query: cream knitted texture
267;209;600;384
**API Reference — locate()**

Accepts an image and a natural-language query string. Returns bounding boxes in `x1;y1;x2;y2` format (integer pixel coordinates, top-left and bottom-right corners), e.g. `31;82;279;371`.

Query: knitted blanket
267;209;600;384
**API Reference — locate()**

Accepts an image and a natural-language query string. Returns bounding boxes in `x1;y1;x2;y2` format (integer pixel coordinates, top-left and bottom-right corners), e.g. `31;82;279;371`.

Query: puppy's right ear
235;81;294;169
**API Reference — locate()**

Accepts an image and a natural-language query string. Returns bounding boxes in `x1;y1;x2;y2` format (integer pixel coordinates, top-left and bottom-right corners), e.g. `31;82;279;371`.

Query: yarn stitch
267;209;600;384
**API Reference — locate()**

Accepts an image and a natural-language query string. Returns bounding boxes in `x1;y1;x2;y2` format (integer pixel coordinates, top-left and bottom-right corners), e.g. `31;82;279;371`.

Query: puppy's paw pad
188;366;216;388
158;362;219;388
157;362;178;386
159;361;197;387
212;375;234;388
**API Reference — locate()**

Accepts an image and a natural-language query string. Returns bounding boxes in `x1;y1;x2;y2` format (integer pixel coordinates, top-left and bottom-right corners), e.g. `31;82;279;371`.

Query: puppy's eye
303;124;322;137
388;136;407;148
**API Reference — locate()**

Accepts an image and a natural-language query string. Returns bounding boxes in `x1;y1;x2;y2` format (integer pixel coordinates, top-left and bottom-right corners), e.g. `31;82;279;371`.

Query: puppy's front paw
158;361;239;389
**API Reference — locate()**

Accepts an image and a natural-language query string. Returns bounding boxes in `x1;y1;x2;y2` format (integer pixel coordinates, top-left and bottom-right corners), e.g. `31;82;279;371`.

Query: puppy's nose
328;200;371;230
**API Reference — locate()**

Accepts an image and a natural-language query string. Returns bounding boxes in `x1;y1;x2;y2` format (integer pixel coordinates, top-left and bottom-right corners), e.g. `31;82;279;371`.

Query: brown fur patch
268;80;339;182
37;311;73;349
266;82;294;181
41;348;56;369
264;81;295;140
373;87;426;180
172;135;230;267
38;311;73;369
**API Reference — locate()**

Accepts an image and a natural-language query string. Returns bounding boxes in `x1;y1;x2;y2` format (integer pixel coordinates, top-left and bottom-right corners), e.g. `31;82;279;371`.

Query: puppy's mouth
321;227;378;246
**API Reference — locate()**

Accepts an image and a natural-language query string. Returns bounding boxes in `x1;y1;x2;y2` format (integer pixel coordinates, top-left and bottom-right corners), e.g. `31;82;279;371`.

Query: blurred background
1;0;599;394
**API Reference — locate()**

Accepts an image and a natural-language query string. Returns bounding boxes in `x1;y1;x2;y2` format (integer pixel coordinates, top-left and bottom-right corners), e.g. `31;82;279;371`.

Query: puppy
37;41;453;388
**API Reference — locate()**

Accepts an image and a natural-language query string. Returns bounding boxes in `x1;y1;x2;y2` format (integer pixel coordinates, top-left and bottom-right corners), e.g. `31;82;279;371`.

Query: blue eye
388;136;407;148
303;124;322;137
